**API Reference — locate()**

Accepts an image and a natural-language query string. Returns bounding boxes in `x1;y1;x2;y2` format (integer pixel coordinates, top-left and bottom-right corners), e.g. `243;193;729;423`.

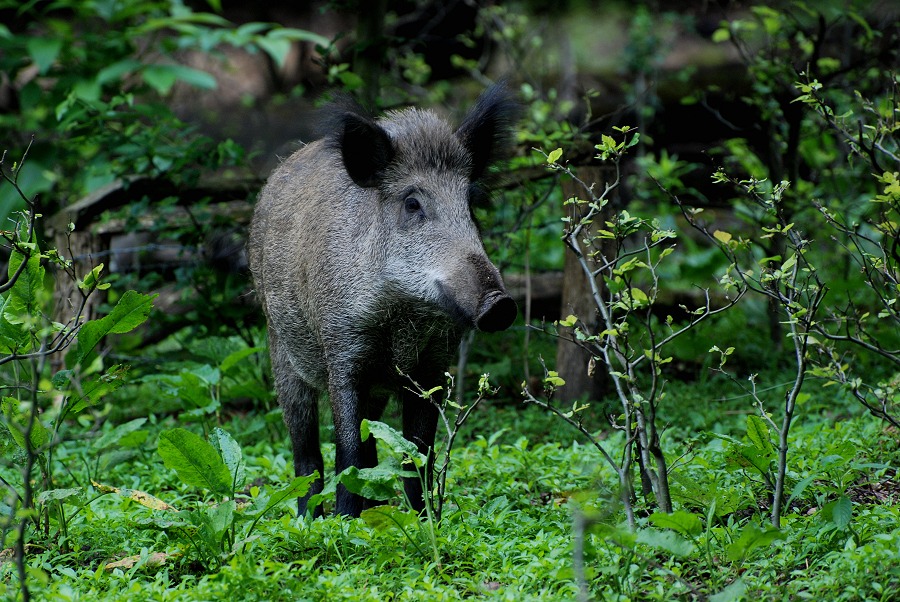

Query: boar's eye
404;197;422;214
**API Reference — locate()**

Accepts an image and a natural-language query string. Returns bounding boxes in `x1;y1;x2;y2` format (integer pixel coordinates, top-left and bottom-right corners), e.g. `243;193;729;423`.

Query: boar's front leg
330;370;379;517
401;384;439;513
270;330;324;518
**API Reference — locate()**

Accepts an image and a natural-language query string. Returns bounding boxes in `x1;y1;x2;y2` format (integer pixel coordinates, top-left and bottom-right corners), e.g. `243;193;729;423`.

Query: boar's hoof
476;293;517;332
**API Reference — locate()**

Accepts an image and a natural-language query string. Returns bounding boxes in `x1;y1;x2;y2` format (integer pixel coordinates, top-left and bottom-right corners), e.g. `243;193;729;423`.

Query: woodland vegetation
1;1;899;600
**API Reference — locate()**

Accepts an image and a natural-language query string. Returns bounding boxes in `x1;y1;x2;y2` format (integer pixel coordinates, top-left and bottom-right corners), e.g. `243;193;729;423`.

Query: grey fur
247;85;518;517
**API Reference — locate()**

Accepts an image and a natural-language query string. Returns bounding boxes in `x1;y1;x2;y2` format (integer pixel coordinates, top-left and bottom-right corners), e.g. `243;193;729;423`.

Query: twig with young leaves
526;130;745;526
673;169;828;527
1;143;155;601
401;370;495;523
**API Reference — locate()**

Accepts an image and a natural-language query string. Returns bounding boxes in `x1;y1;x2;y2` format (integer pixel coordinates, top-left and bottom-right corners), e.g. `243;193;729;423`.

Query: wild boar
247;84;518;517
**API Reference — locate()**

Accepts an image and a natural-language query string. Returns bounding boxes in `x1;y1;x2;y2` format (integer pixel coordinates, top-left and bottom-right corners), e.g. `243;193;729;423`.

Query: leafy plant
151;426;314;570
0;143;155;601
0;0;328;217
525;129;744;526
667;4;900;527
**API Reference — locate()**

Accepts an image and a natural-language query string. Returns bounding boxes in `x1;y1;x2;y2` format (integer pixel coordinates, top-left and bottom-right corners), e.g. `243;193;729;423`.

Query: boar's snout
475;291;517;332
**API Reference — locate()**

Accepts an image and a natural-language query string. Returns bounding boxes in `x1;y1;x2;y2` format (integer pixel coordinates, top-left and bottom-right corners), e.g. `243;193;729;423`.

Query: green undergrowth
2;373;899;601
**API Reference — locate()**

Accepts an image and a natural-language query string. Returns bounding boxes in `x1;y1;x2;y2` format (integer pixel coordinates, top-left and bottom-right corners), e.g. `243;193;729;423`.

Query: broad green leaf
713;230;733;243
547;148;563;164
824;495;853;530
740;444;774;476
557;314;577;328
27;37;62;74
194;500;235;541
143;64;217;95
95;60;142;86
77;263;109;293
2;396;50;451
0;292;30;351
92;417;147;450
786;472;818;509
255;37;292;68
361;505;419;532
635;528;695;557
649;510;702;536
361;420;426;467
725;523;784;562
711;27;730;43
264;27;331;48
253;474;316;518
6;252;46;329
220;346;264;374
746;415;774;457
210;427;244;489
58;365;131;414
630;287;649;307
36;488;82;505
338;458;413;501
157;428;232;497
781;253;798;273
709;579;747;602
68;291;156;368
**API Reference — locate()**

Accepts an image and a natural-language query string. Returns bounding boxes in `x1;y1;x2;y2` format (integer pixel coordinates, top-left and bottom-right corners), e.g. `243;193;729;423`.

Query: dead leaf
104;551;177;571
92;480;175;511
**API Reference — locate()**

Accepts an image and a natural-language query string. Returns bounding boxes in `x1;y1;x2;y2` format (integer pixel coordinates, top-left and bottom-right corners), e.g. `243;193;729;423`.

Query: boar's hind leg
270;333;324;517
401;387;439;513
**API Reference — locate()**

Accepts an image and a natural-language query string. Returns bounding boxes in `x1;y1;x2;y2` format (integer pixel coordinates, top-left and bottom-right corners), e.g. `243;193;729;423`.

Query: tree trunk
555;165;612;403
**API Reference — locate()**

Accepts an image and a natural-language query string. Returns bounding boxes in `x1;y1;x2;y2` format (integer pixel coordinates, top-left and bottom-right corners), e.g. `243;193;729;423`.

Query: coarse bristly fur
247;83;520;518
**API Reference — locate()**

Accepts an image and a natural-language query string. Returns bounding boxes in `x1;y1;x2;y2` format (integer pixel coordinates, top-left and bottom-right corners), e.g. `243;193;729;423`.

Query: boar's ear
338;113;395;188
455;82;520;181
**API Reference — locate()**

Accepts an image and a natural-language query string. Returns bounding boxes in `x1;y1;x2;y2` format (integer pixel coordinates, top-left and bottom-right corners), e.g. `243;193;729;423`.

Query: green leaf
36;488;82;505
745;415;774;457
264;27;332;49
255;37;292;68
557;314;577;328
78;263;109;293
636;528;695;557
254;474;316;518
780;253;797;273
57;365;131;414
143;64;217;95
709;579;747;602
6;252;46;330
2;396;50;451
785;472;818;509
27;37;62;74
361;505;419;532
547;148;563;164
825;495;853;530
338;458;412;501
68;291;156;368
219;346;264;374
0;300;28;352
210;427;244;489
629;287;649;307
711;27;731;43
725;523;784;562
93;417;147;450
191;500;235;548
157;428;233;497
95;60;142;86
361;420;426;467
649;510;702;536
